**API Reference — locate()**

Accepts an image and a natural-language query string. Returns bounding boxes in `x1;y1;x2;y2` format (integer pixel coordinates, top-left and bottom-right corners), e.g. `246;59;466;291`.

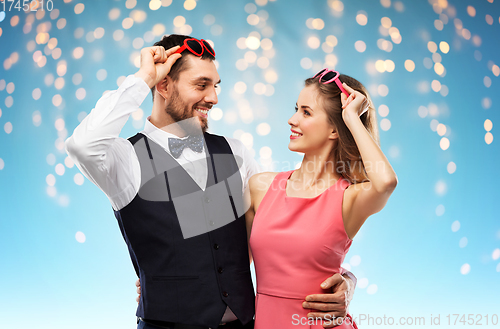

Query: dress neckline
283;170;345;199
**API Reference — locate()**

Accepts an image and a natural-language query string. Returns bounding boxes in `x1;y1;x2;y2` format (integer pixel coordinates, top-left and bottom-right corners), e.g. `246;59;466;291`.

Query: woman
246;69;398;328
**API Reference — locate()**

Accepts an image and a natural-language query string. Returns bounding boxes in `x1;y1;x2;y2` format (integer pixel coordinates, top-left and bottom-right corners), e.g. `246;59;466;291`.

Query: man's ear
155;76;170;100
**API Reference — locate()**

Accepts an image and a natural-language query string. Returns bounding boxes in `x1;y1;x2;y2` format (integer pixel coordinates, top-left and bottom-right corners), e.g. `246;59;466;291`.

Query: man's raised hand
134;45;182;89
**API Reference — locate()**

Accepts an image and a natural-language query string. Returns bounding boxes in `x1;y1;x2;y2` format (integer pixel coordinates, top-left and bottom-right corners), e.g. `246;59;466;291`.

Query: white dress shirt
65;75;260;211
65;74;260;323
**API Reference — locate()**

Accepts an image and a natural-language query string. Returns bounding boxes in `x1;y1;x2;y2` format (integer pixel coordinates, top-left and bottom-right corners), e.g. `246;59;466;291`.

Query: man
66;34;355;329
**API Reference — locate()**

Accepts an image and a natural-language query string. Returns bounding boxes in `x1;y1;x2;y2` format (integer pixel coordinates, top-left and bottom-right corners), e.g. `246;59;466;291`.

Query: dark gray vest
113;132;255;327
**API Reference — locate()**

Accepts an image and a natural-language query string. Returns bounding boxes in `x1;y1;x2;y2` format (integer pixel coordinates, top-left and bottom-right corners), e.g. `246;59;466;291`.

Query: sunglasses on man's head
313;68;350;97
174;38;216;57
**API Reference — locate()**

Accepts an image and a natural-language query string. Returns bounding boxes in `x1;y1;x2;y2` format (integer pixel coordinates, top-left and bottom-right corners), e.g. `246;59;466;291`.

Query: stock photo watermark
292;313;500;326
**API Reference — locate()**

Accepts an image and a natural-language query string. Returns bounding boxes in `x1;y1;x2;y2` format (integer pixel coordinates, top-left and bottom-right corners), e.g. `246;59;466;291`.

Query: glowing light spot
46;174;56;186
434;20;444;31
377;84;389;96
259;146;272;159
375;60;386;73
234;82;247;94
358;278;368;289
485;15;493;25
74;173;85;186
47;154;56;166
152;23;165;36
55;118;65;131
384;60;395;72
440;137;450;150
326;35;338;47
173;15;186;27
54;77;65;90
184;0;196;10
459;237;468;248
435;204;445;216
467;6;476;17
439;41;450;53
236;59;248;71
418;106;428;118
297;58;312;71
55;163;65;176
76;88;86;100
405;59;415;72
427;41;438;53
75;231;86;243
256;123;271;136
109;8;120;20
329;0;344;12
4;122;13;134
356;13;368;26
246;36;260;50
94;27;105;39
312;18;325;30
355;40;366;52
73;47;84;59
482;97;492;109
52;94;62;107
462;28;471;40
207;107;222;121
381;17;392;28
307;36;320;49
436;123;446;136
378;104;389;117
11;15;20;27
261;38;273;50
484;76;492;88
492;65;500;77
380;0;391;8
484;119;493;132
431;80;442;92
122;17;134;29
460;263;470;275
57;18;66;29
380;118;391;131
367;284;378;294
264;70;278;84
74;3;85;15
257;57;270;69
96;69;107;81
65;156;74;169
447;162;456;174
485;132;493;144
33;111;42;127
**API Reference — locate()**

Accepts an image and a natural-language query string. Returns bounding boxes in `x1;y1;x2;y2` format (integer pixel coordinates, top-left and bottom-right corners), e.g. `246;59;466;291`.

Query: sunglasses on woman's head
313;68;350;97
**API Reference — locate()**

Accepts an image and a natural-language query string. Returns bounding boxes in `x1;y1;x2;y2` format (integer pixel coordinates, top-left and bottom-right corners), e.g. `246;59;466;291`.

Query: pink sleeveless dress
249;170;357;329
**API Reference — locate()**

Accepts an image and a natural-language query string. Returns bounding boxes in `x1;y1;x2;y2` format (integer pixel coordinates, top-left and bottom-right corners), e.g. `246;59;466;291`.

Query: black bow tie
168;135;204;159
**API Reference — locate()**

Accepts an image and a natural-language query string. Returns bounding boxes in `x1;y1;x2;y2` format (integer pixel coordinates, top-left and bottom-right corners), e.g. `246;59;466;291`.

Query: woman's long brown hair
304;74;380;183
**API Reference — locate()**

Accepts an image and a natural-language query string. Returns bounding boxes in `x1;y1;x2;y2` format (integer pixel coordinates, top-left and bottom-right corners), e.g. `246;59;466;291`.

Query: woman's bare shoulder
249;172;280;194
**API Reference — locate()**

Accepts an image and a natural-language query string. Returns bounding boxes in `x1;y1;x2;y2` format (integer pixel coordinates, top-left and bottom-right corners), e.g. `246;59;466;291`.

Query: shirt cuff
340;267;357;288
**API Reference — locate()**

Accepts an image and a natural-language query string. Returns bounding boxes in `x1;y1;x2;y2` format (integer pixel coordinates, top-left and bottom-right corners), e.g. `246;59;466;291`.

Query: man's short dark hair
149;34;216;101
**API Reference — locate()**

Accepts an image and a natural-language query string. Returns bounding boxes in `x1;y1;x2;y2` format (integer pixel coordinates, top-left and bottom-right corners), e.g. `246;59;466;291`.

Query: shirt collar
142;116;189;154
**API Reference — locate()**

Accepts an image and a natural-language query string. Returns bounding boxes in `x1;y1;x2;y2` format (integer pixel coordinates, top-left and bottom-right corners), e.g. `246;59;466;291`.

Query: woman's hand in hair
340;83;369;119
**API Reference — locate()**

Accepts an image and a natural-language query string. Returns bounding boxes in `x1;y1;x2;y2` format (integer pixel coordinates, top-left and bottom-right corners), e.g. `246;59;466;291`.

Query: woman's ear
329;128;338;140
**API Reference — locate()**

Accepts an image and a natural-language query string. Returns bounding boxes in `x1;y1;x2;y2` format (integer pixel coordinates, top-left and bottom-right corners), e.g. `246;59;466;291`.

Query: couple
66;34;397;329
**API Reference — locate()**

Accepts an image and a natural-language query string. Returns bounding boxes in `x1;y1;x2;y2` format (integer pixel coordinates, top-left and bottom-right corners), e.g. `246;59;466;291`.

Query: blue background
0;0;499;327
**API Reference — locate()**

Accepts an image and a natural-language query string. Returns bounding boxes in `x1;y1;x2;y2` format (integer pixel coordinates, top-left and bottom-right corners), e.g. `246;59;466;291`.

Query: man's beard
165;86;209;134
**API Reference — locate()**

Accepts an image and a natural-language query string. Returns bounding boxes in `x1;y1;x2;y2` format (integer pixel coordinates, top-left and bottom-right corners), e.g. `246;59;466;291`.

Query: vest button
213;244;219;250
222;291;229;297
205;197;210;203
218;267;224;273
209;220;215;226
